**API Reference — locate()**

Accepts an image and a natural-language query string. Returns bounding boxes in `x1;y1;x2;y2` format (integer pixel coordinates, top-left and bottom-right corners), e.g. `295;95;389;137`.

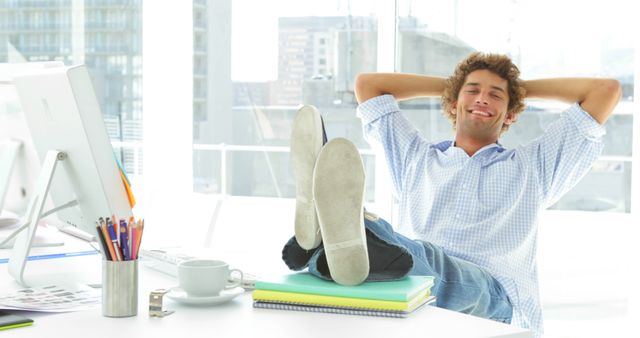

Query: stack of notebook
252;273;435;318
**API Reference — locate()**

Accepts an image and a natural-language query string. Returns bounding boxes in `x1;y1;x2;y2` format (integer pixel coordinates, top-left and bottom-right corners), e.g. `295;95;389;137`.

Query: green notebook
255;273;434;302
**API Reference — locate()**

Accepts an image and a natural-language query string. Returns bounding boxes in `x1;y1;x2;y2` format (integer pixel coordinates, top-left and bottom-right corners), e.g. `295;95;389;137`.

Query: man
282;52;621;337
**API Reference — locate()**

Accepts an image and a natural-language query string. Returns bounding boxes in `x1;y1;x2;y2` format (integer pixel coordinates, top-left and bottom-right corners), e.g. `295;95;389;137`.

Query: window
192;0;379;204
396;0;634;213
0;1;143;181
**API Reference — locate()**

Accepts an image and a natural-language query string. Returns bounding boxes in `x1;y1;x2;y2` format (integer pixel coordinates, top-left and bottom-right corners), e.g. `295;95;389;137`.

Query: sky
230;0;637;82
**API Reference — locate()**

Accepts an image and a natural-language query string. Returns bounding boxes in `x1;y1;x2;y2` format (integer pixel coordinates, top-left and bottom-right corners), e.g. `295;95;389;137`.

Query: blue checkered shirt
357;94;606;336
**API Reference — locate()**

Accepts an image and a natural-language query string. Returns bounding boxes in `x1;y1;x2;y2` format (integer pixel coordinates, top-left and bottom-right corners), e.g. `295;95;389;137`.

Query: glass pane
549;161;631;213
218;150;376;202
396;0;634;213
193;149;221;194
0;1;143;179
112;144;143;176
193;0;379;198
225;151;293;198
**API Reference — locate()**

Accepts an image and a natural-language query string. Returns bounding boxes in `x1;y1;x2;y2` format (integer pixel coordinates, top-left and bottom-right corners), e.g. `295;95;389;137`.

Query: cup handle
225;269;243;289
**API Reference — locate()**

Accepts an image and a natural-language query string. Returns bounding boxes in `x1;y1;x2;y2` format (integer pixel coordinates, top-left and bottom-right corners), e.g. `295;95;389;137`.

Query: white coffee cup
177;259;243;297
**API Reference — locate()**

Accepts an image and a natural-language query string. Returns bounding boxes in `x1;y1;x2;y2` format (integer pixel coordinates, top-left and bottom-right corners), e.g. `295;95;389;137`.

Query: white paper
0;283;100;312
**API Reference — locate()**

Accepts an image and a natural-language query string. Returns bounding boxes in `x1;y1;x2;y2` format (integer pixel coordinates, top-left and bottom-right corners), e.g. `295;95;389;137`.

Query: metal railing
112;141;376;197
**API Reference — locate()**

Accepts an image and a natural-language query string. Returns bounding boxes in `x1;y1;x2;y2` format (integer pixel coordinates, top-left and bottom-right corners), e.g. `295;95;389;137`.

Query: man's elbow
583;79;622;124
354;73;379;104
600;79;622;102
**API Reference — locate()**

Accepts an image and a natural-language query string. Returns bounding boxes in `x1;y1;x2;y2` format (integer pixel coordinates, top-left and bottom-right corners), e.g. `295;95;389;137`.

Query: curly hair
441;52;526;134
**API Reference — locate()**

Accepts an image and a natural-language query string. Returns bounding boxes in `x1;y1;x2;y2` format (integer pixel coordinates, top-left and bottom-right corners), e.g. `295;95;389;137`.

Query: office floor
149;194;638;338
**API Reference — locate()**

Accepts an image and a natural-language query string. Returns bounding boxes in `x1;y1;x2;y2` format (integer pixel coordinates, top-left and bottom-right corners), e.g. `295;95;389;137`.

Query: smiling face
451;69;515;142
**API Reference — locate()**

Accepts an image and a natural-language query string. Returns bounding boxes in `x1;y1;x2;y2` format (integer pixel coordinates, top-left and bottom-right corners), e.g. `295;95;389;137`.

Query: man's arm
354;73;446;104
524;78;622;124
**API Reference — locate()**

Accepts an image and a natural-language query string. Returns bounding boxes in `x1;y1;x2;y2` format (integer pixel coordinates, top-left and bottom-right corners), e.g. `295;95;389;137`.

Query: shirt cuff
356;94;400;124
565;103;607;139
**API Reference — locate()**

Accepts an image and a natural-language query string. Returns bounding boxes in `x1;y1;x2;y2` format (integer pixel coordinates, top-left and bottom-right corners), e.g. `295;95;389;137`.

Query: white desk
1;237;531;338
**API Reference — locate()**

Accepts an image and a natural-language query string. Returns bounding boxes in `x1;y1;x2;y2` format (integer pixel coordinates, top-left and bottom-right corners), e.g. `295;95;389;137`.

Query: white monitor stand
0;151;79;286
0;139;66;250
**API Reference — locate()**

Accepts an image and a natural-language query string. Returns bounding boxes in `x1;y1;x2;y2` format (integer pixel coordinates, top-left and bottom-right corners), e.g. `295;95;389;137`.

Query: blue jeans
286;215;513;324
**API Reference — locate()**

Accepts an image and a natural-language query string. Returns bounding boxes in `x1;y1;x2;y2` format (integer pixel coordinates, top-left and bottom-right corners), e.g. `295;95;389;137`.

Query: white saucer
166;287;245;305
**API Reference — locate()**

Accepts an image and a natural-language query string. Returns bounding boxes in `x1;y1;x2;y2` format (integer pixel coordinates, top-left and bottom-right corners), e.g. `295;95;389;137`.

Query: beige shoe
312;138;369;286
290;105;325;250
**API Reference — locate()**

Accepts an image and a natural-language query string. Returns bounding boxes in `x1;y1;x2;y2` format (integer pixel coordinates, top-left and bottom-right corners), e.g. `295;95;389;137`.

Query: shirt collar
448;140;504;158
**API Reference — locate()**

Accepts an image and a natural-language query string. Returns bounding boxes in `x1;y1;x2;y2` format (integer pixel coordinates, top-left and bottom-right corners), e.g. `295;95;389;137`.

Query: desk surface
0;237;531;338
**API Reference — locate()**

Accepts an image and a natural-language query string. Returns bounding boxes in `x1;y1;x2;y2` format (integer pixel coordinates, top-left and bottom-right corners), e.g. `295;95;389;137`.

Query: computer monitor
7;64;133;286
0;62;63;216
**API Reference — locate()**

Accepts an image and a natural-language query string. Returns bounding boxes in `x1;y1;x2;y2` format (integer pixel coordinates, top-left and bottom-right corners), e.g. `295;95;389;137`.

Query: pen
127;217;134;260
106;217;122;261
120;219;130;261
95;222;110;260
111;214;118;245
134;219;144;259
130;220;138;260
99;218;117;261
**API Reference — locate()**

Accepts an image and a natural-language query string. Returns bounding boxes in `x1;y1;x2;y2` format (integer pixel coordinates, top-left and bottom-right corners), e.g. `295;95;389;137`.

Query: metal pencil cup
102;260;138;317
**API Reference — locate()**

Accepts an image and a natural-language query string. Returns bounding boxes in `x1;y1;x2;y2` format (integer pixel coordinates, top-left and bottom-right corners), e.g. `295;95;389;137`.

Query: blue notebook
255;273;434;302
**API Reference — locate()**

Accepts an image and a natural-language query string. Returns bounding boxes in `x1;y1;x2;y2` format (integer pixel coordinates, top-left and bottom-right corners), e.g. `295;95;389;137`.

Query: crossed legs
284;105;513;323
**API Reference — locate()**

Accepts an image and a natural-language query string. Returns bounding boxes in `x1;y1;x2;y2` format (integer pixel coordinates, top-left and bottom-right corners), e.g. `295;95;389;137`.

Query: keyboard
139;248;258;290
139;248;196;276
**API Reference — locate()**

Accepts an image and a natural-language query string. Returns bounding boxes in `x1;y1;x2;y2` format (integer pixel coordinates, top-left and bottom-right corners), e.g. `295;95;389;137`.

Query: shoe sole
313;138;369;286
290;105;323;250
